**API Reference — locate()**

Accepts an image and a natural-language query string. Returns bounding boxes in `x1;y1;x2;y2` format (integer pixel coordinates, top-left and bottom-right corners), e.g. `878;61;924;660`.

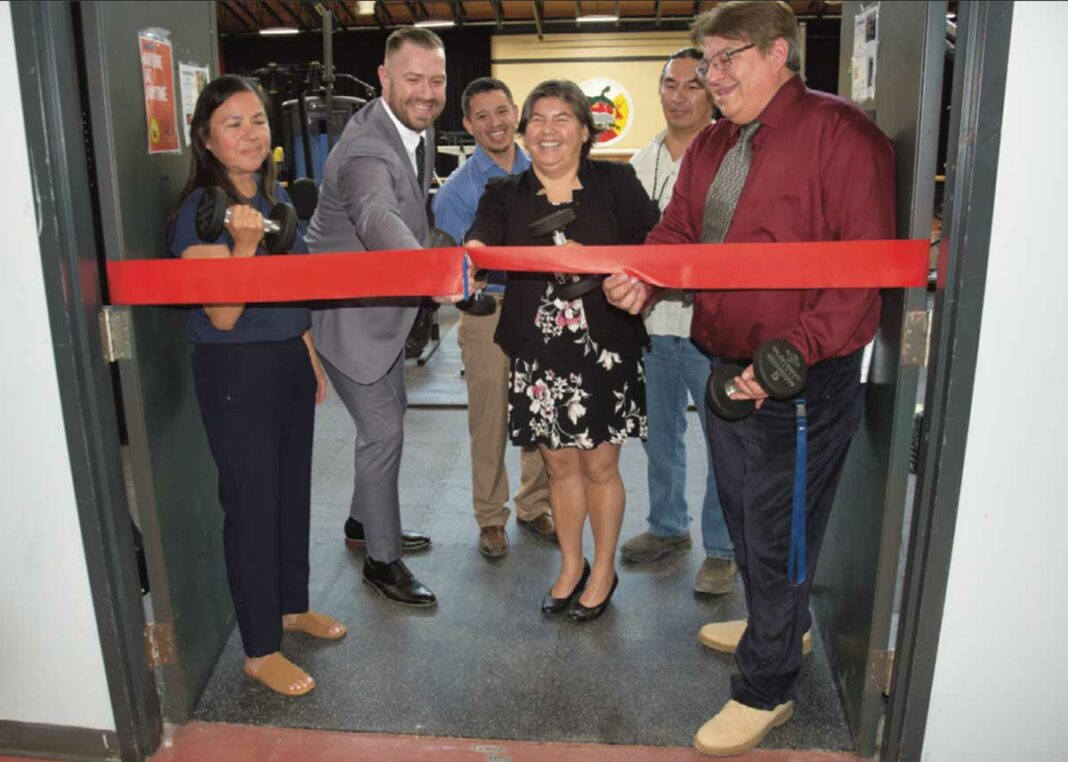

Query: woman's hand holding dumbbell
225;204;266;257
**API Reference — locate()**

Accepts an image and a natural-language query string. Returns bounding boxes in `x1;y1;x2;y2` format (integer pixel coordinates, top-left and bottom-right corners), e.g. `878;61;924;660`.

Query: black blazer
466;158;660;357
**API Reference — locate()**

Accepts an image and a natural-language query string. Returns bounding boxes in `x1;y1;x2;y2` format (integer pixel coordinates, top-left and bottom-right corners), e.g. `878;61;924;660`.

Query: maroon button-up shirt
647;75;896;366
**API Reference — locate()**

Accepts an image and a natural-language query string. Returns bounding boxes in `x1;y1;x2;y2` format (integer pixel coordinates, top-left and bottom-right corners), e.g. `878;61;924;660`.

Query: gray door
80;1;232;723
813;2;946;754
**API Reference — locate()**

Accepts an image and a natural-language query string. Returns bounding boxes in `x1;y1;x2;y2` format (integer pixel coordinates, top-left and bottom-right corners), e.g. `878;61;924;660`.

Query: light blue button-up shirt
432;144;531;289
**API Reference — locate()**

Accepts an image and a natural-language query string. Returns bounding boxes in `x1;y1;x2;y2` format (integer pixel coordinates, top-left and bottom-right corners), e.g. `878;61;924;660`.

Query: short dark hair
384;26;445;62
518;79;599;158
461;77;515;119
659;46;704;85
690;0;802;74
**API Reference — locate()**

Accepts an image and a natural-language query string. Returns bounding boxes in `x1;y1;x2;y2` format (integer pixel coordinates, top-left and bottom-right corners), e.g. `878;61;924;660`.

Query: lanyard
650;140;677;206
789;398;808;586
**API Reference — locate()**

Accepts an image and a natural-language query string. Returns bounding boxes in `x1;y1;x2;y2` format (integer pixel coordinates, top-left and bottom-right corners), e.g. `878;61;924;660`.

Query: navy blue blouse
169;183;310;344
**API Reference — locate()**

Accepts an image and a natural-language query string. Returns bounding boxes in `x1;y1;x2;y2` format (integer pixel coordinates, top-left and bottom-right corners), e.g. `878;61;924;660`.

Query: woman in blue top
168;75;343;697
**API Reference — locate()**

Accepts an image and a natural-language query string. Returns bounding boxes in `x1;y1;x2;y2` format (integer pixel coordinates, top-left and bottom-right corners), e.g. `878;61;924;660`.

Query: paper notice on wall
138;30;181;154
178;63;211;147
851;4;879;102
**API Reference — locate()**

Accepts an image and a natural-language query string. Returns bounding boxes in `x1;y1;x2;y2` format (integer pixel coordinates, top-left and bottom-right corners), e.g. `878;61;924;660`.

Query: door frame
12;0;1011;759
883;2;1013;758
10;1;162;760
817;2;946;754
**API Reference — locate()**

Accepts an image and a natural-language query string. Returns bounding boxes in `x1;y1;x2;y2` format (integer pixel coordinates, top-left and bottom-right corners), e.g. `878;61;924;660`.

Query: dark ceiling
218;1;844;37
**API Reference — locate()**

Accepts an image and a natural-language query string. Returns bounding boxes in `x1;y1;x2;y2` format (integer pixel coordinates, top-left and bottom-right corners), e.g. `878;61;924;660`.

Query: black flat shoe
541;560;591;615
362;557;437;608
345;517;431;552
568;573;618;622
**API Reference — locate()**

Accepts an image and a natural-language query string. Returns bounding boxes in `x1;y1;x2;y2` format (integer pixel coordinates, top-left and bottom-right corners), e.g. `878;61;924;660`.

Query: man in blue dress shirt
433;77;555;559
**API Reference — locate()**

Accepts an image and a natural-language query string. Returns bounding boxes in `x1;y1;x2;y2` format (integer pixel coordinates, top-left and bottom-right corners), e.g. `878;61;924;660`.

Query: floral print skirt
508;287;647;450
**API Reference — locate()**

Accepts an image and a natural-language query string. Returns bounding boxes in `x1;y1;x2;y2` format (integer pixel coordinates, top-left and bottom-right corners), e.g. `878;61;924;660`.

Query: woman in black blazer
466;79;660;621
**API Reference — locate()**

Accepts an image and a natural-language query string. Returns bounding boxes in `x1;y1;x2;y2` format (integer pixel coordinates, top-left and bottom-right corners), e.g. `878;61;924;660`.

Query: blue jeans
642;335;733;559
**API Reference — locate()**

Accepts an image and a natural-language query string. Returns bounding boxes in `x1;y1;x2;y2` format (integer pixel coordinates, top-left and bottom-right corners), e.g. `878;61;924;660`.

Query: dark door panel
80;1;230;723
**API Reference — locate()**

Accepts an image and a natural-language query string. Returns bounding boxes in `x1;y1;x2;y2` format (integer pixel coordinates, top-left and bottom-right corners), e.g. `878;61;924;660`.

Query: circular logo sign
579;78;634;147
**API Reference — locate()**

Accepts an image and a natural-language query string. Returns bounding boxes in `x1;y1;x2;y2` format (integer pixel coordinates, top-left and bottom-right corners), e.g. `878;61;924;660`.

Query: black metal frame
883;2;1013;758
9;2;161;760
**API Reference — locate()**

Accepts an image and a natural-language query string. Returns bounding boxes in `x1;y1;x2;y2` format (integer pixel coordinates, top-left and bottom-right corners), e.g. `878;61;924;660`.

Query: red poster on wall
139;31;180;154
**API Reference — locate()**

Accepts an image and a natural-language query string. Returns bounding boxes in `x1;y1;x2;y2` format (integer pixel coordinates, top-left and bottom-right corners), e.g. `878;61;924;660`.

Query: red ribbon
106;240;929;306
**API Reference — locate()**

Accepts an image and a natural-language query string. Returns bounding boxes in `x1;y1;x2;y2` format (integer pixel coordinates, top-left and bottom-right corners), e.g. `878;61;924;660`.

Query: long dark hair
167;75;276;242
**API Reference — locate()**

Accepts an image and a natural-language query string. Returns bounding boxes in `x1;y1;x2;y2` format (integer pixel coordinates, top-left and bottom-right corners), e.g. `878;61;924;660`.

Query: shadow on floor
193;368;853;751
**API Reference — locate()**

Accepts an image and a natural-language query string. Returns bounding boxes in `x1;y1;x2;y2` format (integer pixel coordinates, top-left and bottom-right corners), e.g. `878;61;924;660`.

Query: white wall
0;1;115;732
922;3;1068;760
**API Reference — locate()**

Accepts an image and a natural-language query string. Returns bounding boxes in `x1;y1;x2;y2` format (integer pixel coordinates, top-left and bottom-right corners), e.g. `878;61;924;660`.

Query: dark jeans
193;337;316;658
708;350;864;709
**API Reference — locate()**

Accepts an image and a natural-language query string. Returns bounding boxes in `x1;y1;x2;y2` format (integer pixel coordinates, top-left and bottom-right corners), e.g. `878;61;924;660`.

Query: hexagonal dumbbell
705;339;808;421
528;208;603;301
195;185;297;254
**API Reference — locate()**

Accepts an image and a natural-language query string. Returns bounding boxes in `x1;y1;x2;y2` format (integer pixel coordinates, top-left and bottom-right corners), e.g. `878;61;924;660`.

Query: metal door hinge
901;310;930;367
144;622;176;669
99;306;132;362
868;648;894;695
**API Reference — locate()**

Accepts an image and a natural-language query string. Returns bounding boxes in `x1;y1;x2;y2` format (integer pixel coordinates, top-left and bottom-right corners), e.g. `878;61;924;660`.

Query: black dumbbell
528;208;603;301
429;227;496;316
195;186;298;254
705;339;808;421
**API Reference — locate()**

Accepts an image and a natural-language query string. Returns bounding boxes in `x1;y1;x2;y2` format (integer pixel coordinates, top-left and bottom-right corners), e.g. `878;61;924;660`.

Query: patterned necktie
700;121;760;243
415;136;426;187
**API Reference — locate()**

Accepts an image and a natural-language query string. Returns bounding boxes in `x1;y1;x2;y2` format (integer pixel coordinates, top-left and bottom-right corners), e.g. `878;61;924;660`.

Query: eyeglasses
695;43;756;80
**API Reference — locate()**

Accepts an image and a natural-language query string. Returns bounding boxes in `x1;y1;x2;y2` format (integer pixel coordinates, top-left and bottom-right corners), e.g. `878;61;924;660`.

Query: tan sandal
282;610;347;640
243;652;315;697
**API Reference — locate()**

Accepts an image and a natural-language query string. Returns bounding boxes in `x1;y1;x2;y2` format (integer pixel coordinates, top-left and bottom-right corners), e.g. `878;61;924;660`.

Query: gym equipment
195;186;298;254
705;339;808;421
281;94;364;182
288;177;319;225
528;208;603;301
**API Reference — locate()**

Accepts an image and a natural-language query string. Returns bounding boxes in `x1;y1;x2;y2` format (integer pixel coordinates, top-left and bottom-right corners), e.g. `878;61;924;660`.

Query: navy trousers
708;350;864;709
193;337;316;658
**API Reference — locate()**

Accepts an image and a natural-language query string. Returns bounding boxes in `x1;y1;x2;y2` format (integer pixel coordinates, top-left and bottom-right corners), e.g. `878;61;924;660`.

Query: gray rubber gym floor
193;308;853;750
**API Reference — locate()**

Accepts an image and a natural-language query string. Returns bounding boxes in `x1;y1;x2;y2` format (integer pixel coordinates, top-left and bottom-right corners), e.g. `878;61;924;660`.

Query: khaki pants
457;303;550;527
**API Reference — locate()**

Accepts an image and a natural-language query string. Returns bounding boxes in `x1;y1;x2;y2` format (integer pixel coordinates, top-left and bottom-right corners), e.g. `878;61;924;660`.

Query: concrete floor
193;309;853;751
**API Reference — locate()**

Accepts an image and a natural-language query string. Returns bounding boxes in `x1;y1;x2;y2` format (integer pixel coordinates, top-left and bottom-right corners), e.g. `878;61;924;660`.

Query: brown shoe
698;619;813;657
516;513;558;543
478;525;509;558
620;531;692;563
693;699;794;756
693;557;738;595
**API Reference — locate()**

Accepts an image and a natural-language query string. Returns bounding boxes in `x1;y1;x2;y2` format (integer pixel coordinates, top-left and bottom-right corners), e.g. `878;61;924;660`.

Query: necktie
700;120;760;243
415;136;426;187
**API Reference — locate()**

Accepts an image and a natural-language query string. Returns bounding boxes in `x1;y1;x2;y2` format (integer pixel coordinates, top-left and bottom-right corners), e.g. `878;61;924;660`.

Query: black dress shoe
568;573;618;622
362;557;437;608
345;518;431;552
541;559;591;615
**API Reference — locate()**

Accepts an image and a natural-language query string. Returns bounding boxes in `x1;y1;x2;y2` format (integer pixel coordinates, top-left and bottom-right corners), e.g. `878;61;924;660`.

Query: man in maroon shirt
605;1;895;756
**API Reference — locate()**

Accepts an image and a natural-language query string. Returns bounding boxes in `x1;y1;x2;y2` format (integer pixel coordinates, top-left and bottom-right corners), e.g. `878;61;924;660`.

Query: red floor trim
142;721;866;762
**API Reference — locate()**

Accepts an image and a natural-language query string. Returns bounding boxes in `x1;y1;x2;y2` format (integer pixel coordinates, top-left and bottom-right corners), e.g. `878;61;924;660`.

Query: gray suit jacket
307;98;435;384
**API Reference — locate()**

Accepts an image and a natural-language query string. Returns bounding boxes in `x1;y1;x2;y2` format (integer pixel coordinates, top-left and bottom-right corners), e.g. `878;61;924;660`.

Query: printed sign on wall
179;62;211;147
580;78;634;147
139;30;181;154
851;3;879;102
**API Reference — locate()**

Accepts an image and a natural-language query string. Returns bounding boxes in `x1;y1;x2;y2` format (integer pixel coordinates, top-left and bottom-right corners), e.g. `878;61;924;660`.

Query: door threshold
139;721;864;762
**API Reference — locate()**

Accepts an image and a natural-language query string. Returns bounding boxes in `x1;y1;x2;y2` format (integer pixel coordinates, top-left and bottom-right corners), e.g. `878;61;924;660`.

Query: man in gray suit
306;27;449;607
